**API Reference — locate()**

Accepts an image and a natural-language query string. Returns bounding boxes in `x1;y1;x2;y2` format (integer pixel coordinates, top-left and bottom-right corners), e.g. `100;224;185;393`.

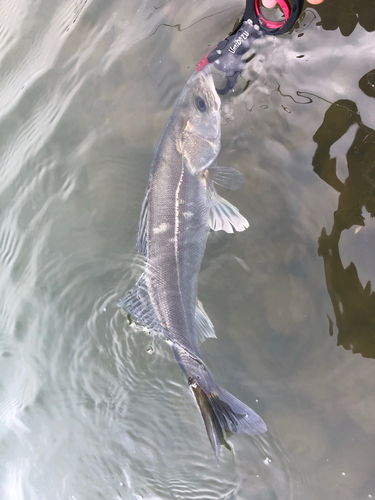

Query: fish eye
195;96;207;113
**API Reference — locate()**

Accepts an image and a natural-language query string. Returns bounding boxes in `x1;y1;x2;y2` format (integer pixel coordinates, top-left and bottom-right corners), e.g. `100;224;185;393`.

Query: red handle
254;0;291;29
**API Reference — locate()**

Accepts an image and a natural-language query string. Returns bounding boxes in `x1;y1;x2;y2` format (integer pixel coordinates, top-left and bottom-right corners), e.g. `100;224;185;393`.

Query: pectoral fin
208;186;249;233
208;166;246;190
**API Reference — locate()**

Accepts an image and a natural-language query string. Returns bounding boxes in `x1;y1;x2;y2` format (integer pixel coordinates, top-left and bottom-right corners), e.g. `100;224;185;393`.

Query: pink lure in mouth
196;53;210;72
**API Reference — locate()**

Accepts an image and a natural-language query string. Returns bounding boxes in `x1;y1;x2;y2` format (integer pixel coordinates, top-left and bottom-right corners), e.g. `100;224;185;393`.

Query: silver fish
122;67;266;456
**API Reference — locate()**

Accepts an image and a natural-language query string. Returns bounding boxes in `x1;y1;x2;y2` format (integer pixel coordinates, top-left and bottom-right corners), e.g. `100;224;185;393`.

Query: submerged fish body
122;68;266;456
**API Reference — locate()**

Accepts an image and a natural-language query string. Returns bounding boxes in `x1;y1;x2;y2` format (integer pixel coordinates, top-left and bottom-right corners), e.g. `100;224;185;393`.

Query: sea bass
122;67;266;456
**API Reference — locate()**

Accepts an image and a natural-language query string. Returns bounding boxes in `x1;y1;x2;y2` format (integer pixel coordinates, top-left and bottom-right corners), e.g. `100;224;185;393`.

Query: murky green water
0;0;374;499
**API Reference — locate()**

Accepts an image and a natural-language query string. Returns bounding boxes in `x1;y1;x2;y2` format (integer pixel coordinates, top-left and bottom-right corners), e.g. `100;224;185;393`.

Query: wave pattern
0;1;257;496
0;0;373;499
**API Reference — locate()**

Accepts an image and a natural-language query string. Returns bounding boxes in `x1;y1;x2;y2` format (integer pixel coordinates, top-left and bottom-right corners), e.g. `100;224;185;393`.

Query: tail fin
190;382;267;457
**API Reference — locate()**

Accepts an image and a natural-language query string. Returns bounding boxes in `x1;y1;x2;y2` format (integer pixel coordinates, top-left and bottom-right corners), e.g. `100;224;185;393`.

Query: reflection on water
313;0;375;36
359;70;375;99
0;0;374;499
313;98;375;358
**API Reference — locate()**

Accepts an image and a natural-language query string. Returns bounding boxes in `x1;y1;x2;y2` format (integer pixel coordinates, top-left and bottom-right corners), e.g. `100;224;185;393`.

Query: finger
261;0;278;8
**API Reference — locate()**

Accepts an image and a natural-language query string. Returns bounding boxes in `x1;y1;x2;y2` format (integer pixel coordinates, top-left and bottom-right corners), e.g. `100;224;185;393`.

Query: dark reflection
312;0;375;36
359;70;375;99
312;97;375;357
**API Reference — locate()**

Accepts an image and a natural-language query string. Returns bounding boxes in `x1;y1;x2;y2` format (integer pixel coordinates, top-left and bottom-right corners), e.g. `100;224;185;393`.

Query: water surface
0;0;374;499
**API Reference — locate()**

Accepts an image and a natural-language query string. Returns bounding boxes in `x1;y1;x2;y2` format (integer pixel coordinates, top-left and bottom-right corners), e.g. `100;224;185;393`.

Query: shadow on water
312;0;375;36
312;72;375;357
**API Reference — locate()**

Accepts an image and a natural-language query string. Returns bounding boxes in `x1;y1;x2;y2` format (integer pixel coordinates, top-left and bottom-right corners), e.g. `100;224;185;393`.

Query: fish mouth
199;67;221;111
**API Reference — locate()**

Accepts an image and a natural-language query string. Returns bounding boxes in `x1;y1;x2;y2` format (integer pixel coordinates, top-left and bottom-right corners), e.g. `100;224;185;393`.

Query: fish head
177;68;221;174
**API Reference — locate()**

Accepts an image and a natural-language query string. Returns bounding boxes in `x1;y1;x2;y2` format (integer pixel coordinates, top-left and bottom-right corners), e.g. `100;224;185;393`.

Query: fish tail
190;380;267;458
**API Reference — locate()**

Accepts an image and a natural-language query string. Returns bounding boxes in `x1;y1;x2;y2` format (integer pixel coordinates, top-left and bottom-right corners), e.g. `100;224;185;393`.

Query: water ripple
0;0;92;122
0;0;372;499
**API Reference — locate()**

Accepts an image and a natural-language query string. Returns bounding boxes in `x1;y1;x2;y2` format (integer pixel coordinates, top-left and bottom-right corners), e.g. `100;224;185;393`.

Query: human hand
261;0;324;8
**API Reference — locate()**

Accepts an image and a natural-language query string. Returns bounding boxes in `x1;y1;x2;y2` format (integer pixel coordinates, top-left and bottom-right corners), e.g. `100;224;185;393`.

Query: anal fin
121;276;216;345
196;300;216;344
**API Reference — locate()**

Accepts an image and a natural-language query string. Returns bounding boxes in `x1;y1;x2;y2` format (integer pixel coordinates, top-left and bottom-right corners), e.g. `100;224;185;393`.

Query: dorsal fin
120;275;216;344
136;180;151;255
119;273;168;337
